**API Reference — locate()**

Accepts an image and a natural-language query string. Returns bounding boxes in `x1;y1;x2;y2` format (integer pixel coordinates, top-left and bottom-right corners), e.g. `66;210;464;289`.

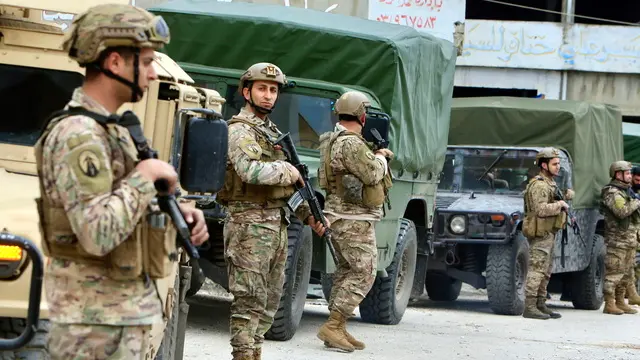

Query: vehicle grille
435;195;458;209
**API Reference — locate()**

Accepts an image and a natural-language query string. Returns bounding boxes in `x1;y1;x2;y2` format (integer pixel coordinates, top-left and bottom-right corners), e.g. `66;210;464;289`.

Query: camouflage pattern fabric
48;323;150;360
325;217;377;316
604;247;636;296
223;108;310;356
38;88;162;326
522;172;563;298
318;123;387;221
224;209;287;355
525;233;555;298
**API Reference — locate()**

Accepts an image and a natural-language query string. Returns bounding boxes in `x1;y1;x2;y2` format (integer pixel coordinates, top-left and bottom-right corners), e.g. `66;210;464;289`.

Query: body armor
523;176;565;239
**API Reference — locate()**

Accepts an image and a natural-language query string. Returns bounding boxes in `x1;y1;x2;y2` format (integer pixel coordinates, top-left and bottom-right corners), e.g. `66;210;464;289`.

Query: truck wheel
154;269;182;360
360;218;417;325
426;272;462;301
0;318;49;360
571;234;605;310
486;232;529;315
265;217;312;341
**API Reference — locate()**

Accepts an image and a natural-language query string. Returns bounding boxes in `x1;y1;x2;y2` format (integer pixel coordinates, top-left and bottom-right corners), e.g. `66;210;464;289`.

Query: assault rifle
554;186;584;268
273;132;338;265
119;111;205;284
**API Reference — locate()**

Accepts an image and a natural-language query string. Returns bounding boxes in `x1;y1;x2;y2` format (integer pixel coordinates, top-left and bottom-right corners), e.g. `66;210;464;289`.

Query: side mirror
171;108;228;194
363;109;391;150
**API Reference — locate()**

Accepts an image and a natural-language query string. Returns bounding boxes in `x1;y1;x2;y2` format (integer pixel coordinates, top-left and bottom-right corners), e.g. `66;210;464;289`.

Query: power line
482;0;640;27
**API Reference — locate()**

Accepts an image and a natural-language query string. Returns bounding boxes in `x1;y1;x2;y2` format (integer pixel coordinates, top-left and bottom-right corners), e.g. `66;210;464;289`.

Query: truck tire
571;234;605;310
154;270;182;360
425;272;462;301
265;217;312;341
0;318;49;360
360;218;417;325
486;232;529;315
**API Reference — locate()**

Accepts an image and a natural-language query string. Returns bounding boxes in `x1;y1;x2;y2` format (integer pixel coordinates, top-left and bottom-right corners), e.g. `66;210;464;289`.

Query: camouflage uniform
35;5;172;359
317;91;391;352
216;63;311;360
600;161;640;315
522;148;567;320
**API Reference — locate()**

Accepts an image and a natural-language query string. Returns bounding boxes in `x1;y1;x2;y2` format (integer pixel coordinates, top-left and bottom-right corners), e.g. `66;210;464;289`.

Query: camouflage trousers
524;232;556;298
326;217;377;317
604;246;636;296
47;323;150;360
224;208;288;356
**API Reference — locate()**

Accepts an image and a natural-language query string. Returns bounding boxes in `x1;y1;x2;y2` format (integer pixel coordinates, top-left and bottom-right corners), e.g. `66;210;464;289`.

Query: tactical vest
318;130;392;208
216;117;294;208
522;176;566;239
600;184;633;230
34;108;177;281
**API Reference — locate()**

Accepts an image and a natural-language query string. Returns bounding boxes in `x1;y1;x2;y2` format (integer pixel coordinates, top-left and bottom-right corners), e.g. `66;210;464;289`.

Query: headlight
449;215;466;234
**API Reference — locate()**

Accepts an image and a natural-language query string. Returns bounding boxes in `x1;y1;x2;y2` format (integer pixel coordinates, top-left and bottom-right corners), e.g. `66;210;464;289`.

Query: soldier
522;147;571;320
34;4;209;359
216;62;328;360
600;161;640;315
628;166;640;305
316;91;393;352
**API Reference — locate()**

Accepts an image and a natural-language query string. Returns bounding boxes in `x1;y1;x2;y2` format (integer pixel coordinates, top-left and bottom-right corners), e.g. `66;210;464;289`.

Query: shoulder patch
238;138;262;160
614;193;626;210
67;143;111;194
357;143;376;162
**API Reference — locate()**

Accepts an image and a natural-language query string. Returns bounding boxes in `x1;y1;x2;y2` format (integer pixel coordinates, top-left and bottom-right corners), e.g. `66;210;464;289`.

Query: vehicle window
221;84;338;150
0;64;84;146
439;148;539;194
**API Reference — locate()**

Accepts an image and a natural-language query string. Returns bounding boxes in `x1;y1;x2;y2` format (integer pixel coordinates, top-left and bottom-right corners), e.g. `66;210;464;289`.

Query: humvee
429;97;622;315
148;0;457;340
0;1;228;358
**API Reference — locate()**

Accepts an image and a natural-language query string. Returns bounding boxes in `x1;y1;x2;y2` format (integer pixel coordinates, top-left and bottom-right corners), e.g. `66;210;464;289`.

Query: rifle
369;128;389;152
119;111;205;283
554;186;584;268
273;132;338;265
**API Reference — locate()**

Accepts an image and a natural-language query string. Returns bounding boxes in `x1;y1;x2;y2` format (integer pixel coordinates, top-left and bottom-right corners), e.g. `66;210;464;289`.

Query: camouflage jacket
37;88;162;326
318;123;387;221
225;107;310;221
601;180;640;249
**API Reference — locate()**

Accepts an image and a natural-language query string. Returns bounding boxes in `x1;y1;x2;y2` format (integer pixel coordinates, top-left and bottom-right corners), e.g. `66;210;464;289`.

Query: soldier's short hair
632;166;640;176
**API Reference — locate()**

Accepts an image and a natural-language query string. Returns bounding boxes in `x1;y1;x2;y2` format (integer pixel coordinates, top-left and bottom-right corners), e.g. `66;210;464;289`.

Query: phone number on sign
375;14;437;29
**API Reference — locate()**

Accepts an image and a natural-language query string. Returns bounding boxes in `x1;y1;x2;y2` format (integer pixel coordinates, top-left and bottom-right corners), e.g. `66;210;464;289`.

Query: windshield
221;85;338;150
438;148;540;194
0;64;84;146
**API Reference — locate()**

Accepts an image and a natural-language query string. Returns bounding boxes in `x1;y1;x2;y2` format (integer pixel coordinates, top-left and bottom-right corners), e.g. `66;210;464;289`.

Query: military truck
147;0;457;340
0;1;228;358
430;97;622;315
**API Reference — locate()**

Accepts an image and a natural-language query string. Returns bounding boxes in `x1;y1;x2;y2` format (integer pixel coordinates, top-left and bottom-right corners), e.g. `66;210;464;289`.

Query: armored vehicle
430;97;622;315
0;1;228;358
148;0;457;340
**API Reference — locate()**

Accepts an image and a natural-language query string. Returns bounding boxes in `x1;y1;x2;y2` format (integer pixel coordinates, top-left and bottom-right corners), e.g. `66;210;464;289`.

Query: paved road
183;282;640;360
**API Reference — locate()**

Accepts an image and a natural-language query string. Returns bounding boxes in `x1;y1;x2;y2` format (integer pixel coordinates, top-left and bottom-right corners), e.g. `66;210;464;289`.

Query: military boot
536;297;561;319
522;297;550;320
603;294;624;315
626;282;640;306
253;347;262;360
615;288;638;314
323;322;366;350
317;311;355;352
232;351;253;360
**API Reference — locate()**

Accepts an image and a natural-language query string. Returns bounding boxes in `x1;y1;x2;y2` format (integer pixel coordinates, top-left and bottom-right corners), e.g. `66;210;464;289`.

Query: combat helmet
535;147;560;163
239;62;287;114
609;160;632;178
63;4;170;101
334;91;371;124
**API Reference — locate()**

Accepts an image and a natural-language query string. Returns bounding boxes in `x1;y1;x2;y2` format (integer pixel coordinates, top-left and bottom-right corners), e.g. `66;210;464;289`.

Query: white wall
454;67;562;99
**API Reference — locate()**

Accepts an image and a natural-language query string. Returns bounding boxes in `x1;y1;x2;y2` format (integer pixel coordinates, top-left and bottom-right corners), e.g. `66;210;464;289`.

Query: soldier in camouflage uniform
316;91;393;352
35;4;209;359
522;147;571;320
216;62;328;360
625;166;640;306
600;161;640;315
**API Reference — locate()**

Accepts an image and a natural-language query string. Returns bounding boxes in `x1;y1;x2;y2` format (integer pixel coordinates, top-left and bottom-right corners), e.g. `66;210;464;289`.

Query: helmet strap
90;48;144;103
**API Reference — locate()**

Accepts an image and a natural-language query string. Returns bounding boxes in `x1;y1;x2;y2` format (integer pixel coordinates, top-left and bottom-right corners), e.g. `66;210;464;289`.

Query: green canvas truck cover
448;97;623;209
149;0;457;175
623;122;640;165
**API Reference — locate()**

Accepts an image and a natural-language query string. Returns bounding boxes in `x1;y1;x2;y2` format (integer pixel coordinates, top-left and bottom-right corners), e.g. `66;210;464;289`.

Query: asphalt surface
183;281;640;360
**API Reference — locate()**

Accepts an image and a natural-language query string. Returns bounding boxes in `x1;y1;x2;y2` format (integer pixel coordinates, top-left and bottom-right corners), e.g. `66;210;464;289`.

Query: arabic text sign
368;0;466;42
457;20;640;74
